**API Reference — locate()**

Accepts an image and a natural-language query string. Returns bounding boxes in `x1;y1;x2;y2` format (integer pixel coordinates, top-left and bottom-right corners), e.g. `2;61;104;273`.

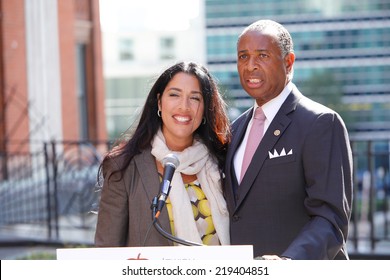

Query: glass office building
205;0;390;140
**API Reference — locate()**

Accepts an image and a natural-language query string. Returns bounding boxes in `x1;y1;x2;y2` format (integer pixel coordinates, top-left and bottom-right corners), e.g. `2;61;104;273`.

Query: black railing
0;140;111;242
0;139;389;257
349;139;390;256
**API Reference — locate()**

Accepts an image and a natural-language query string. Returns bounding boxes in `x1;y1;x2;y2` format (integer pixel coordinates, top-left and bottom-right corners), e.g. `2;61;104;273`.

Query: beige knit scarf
151;129;230;245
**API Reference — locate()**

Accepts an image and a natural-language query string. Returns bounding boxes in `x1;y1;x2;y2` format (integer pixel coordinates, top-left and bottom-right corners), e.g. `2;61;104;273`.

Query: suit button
232;215;240;222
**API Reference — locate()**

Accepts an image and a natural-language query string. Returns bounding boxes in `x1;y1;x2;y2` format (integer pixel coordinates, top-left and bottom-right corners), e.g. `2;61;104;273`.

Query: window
119;39;134;61
160;37;175;60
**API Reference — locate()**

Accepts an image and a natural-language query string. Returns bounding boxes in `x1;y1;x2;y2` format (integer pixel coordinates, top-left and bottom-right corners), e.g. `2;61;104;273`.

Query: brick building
0;0;106;158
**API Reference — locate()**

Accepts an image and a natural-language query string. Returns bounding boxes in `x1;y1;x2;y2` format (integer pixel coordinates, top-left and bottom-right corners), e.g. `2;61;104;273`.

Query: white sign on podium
57;245;253;260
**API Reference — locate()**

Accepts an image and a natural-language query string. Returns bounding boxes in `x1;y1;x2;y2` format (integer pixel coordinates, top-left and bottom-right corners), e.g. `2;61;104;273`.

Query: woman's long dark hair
99;61;231;181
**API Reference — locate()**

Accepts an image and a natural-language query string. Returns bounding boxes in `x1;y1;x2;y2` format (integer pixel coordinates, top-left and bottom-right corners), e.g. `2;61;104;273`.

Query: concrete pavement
0;222;95;260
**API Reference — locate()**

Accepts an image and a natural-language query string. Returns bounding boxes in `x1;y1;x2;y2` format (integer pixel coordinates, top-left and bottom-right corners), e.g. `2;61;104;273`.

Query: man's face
237;29;294;106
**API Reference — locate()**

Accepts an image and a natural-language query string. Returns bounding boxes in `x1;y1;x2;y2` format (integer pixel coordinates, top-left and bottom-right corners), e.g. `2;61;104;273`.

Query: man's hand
259;255;291;260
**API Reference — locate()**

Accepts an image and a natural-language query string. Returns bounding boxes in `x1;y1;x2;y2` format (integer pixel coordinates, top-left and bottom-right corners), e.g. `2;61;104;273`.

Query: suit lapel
135;149;160;202
225;109;252;210
134;149;171;231
234;90;301;211
229;109;252;158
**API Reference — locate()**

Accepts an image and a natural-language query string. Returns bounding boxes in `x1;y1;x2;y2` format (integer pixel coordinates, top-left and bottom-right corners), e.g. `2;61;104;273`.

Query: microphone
156;153;180;215
150;153;202;246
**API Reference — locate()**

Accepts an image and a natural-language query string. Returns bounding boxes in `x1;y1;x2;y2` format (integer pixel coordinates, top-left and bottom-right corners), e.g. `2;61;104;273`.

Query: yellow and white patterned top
165;180;220;245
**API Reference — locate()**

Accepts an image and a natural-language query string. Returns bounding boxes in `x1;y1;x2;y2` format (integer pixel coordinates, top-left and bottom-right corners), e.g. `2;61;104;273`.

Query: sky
99;0;200;32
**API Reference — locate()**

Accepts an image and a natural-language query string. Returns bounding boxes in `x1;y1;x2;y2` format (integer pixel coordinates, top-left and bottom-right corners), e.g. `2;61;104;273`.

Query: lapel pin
274;130;281;136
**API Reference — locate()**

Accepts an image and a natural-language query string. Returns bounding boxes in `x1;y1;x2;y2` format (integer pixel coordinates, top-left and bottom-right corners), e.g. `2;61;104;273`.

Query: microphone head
162;153;180;169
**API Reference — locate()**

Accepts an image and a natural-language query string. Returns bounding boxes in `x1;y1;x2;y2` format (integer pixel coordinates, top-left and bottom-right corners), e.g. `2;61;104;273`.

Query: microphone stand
151;197;203;246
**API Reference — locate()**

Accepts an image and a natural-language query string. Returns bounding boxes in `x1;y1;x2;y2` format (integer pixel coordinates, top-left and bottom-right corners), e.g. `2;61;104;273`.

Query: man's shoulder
296;93;337;116
293;92;348;130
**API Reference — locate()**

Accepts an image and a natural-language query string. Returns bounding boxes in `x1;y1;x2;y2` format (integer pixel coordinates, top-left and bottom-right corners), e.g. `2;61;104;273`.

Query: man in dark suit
224;19;353;260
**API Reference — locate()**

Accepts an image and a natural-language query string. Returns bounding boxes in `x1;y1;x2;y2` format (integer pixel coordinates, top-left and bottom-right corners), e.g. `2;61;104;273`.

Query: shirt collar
253;82;293;122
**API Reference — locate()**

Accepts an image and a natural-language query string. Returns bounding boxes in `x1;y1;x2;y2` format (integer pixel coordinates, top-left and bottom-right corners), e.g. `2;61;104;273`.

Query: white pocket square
268;148;293;159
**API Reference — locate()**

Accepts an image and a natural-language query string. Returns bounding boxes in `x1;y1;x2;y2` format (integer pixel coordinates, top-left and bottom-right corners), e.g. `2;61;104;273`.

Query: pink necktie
240;107;266;182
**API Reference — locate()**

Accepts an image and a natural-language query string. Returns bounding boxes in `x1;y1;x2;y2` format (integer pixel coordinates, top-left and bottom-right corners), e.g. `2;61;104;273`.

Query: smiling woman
94;61;231;248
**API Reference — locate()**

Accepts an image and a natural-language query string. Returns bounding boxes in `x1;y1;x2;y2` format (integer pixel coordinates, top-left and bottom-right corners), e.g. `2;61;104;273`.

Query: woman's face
158;72;205;151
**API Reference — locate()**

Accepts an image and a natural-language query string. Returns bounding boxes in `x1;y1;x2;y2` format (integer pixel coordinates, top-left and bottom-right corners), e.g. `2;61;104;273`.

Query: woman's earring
157;110;161;117
202;117;206;125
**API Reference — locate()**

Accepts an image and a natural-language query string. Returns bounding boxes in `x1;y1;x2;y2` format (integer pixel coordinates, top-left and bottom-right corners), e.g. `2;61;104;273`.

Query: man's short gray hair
238;19;294;57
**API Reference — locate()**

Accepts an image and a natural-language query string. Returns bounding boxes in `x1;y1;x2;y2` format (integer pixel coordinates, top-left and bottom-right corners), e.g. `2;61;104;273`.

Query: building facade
0;0;106;156
205;0;390;140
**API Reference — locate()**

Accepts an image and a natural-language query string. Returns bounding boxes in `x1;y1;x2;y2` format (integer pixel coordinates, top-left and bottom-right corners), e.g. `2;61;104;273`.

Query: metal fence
0;139;389;256
349;139;390;256
0;140;111;243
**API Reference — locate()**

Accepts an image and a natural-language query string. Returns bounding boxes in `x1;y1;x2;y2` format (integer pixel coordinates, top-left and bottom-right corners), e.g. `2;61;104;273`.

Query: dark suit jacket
224;86;353;259
95;147;172;247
